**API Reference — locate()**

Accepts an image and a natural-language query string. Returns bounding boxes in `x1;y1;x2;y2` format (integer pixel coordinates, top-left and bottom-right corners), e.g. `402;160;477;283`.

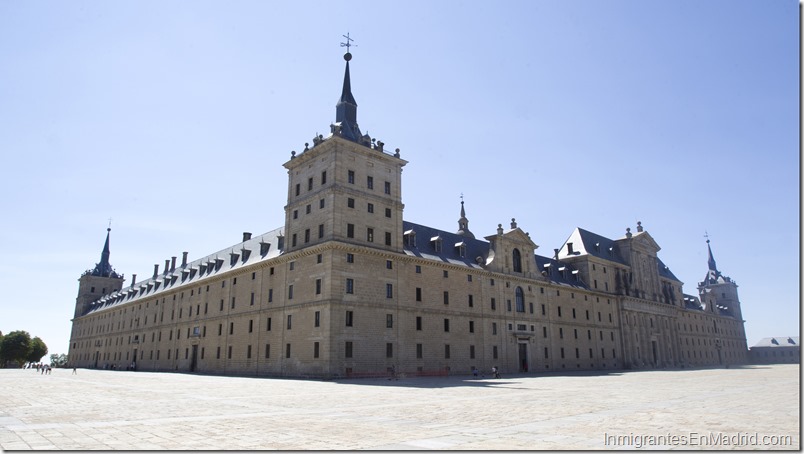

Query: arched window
515;287;525;312
512;248;522;273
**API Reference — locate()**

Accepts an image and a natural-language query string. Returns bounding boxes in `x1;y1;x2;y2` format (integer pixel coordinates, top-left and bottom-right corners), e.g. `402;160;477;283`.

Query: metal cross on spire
704;230;710;243
340;32;356;52
107;217;113;231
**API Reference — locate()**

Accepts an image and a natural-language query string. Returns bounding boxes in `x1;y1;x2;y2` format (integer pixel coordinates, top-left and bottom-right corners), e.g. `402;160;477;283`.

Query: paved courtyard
0;364;798;450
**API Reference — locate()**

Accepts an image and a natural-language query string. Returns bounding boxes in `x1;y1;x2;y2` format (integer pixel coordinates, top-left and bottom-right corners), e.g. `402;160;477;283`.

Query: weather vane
108;217;112;230
704;230;710;243
340;32;356;52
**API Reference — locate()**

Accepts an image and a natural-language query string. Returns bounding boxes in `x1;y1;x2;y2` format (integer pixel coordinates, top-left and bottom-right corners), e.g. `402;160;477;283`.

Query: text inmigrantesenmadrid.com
603;432;795;448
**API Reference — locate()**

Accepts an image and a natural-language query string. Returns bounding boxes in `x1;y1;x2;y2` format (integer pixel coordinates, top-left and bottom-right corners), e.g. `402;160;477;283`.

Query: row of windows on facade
75;308;623;354
78;278;617;337
294;170;392;197
79;341;621;364
87;248;620;322
293;197;393;220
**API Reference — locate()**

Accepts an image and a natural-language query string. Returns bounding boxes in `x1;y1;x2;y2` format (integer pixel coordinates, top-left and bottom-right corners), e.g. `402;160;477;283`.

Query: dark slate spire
332;37;362;142
91;227;121;278
456;198;475;239
707;239;718;272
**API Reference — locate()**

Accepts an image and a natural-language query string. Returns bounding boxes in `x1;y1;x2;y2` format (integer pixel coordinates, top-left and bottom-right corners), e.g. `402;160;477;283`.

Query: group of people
25;363;52;374
471;366;502;379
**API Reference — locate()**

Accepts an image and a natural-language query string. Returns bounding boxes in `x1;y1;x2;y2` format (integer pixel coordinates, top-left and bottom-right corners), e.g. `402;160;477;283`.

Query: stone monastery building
69;49;749;378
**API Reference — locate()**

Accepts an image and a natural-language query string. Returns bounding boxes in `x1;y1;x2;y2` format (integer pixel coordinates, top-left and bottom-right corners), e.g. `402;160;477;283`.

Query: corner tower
74;228;125;318
697;239;742;320
283;46;408;254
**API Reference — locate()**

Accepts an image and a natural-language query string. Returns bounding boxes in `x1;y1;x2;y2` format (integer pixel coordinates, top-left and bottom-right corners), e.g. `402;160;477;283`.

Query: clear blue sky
0;1;798;359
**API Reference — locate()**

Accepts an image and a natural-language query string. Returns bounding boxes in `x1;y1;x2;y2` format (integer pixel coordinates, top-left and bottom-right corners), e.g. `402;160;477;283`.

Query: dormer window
431;236;442;253
455;241;466;258
230;253;239;267
260;242;271;256
404;230;416;247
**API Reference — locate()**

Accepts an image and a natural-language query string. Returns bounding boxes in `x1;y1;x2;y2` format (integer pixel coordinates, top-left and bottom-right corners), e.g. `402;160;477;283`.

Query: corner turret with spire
697;237;742;320
74;227;125;318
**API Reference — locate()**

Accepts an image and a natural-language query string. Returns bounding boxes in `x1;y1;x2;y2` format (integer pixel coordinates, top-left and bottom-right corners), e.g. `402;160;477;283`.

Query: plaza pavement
0;364;798;450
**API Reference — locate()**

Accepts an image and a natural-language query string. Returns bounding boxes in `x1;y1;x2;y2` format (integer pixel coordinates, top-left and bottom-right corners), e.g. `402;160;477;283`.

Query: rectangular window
247;345;252;359
386;314;393;328
346;278;354;294
231;297;236;309
445;344;451;359
491;298;496;311
348;170;355;184
346;253;354;263
216;347;220;359
416;343;423;359
286;343;291;358
384;181;391;194
265;345;271;358
304;229;310;243
267;317;272;331
385;208;391;218
386;343;393;358
492;322;497;335
321;171;327;185
319;224;324;238
444;318;450;332
250;293;255;306
249;319;253;333
292;234;297;247
367;176;373;189
305;204;311;214
287;315;292;330
415;288;422;301
315;311;320;327
366;227;374;242
468;294;474;307
367;203;374;213
229;322;234;335
295;183;300;196
542;304;546;316
385;231;391;246
386;283;393;298
228;346;232;359
493;346;498;359
346;310;353;327
415;265;421;273
347;223;354;238
386;260;393;269
288;284;294;299
320;198;325;209
268;288;273;303
470;345;475;359
347;197;355;208
416;316;422;331
443;291;449;305
507;300;512;312
316;279;322;295
345;341;353;358
543;326;548;338
218;324;222;336
307;177;313;191
469;320;475;333
314;342;320;358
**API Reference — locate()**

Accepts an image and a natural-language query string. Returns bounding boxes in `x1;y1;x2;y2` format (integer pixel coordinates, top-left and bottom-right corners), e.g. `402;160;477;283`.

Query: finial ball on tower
344;52;352;62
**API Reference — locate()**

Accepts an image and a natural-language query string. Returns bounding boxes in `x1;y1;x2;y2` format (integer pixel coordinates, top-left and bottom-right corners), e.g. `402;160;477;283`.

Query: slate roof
402;220;487;268
84;227;285;316
752;337;800;348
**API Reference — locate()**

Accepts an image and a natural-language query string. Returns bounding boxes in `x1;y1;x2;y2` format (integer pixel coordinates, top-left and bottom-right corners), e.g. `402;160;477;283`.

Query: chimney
131;274;137;286
554;248;559;260
243;232;252;242
153;264;159;278
171;256;177;271
164;259;170;275
182;252;188;267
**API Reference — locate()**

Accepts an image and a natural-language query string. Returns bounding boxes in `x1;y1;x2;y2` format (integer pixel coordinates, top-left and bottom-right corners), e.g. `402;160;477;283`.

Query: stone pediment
485;227;538;250
631;231;661;254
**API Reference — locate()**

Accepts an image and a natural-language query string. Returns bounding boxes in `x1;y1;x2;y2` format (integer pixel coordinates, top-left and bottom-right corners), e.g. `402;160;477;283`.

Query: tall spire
456;196;475;239
706;239;718;272
91;227;121;278
333;34;362;142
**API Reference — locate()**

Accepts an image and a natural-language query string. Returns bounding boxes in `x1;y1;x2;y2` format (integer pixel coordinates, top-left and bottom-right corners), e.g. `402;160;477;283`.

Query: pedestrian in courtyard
472;366;478;378
72;367;77;375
